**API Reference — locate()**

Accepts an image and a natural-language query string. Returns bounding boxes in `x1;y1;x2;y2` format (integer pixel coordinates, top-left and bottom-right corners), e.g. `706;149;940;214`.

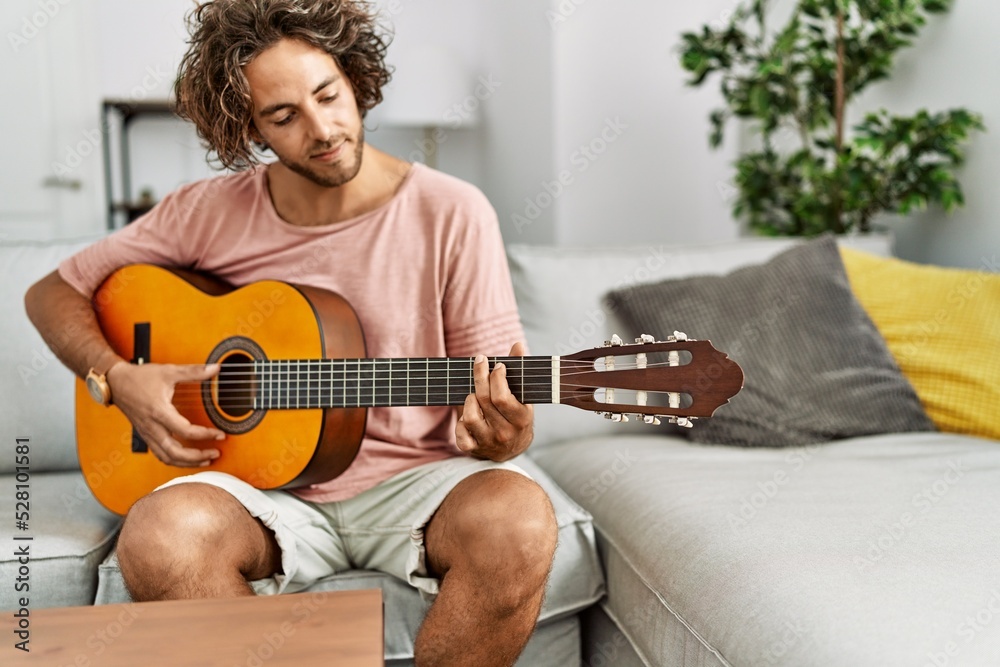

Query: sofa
3;233;999;666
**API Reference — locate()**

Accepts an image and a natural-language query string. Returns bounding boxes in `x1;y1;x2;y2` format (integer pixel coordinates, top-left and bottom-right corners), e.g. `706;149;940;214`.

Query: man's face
245;38;364;187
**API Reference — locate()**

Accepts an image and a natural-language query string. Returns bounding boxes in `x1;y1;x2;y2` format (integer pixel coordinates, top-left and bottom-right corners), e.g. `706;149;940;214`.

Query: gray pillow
604;235;935;447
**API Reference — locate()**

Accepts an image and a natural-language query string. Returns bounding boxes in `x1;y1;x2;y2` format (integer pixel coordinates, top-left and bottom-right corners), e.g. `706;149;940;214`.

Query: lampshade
373;44;478;128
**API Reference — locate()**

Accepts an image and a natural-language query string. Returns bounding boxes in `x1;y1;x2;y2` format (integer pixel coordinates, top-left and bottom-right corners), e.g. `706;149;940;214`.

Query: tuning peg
642;415;661;425
603;334;624;347
670;331;689;341
635;334;655;344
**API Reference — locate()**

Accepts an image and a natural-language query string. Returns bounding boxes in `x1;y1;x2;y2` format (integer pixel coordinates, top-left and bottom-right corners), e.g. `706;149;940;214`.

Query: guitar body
76;264;367;515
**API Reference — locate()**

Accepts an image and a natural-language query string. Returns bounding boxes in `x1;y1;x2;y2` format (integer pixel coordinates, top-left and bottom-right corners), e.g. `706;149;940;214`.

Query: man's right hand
107;362;226;468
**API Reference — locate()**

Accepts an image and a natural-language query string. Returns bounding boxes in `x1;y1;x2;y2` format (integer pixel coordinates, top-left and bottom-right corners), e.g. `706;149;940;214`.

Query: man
24;2;557;665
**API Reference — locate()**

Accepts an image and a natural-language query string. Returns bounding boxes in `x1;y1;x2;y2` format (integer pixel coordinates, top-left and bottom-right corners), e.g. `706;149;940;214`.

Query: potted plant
680;0;984;236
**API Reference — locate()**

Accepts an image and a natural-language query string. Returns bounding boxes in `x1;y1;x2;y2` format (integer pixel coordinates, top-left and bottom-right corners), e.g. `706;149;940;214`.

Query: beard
275;124;366;188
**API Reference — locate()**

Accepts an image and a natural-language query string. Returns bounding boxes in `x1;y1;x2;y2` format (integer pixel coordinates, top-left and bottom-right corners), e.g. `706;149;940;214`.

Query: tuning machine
603;334;624;347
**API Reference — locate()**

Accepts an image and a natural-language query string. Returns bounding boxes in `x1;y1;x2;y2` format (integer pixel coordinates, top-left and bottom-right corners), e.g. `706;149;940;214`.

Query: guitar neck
248;356;557;410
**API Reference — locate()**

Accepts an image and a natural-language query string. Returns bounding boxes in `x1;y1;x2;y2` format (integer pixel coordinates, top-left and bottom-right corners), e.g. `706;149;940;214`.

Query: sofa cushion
533;432;1000;666
506;235;892;449
1;237;103;474
605;236;934;447
94;454;604;660
0;471;121;610
841;247;1000;441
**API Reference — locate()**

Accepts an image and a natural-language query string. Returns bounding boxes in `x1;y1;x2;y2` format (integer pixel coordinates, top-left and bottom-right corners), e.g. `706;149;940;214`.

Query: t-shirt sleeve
442;195;526;358
58;184;204;297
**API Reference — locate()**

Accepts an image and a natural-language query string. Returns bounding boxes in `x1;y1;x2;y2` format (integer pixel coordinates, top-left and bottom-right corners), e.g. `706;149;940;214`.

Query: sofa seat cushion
0;471;121;610
532;432;1000;667
95;454;603;660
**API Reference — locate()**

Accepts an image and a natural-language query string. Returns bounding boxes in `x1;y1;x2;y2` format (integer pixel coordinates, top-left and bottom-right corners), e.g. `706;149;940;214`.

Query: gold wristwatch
85;365;116;406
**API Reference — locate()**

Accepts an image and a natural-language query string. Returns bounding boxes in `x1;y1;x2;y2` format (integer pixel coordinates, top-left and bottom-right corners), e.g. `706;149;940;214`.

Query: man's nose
303;106;332;144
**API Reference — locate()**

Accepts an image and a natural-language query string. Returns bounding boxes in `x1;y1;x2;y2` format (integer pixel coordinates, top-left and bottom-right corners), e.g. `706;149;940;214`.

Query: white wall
549;0;742;247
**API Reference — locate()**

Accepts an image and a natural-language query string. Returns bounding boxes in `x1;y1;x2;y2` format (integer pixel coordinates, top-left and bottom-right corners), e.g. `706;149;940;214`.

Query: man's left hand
456;341;534;461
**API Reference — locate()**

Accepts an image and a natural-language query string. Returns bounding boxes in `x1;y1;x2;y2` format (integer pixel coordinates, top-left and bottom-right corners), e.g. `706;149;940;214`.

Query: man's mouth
310;141;346;161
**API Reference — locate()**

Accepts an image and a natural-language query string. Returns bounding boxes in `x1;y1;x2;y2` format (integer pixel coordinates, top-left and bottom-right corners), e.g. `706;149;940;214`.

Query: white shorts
155;457;530;600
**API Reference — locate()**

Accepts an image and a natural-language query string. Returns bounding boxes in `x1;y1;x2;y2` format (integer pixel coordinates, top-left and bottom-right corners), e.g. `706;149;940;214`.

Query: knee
117;483;233;570
450;471;559;580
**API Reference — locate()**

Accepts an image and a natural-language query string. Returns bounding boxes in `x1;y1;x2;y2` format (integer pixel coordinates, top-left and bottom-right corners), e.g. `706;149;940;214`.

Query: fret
292;360;298;409
279;361;284;409
309;361;320;409
448;358;472;404
389;360;409;407
522;357;555;405
341;359;348;409
427;360;449;406
317;361;333;408
372;360;391;408
503;357;525;403
341;359;358;408
357;360;373;408
406;359;429;406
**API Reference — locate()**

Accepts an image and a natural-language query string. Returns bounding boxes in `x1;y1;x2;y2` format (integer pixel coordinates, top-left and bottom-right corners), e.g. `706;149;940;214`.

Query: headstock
559;332;743;427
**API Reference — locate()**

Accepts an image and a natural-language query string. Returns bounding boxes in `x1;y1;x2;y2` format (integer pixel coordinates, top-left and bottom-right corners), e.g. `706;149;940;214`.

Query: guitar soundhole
203;336;268;435
217;352;256;419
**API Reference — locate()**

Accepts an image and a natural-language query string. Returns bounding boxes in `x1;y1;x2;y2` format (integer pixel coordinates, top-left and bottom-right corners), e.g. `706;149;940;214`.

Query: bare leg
415;469;559;667
116;483;282;600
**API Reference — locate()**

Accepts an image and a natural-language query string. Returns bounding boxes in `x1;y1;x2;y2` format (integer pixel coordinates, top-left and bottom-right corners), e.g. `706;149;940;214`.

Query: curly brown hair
175;0;392;171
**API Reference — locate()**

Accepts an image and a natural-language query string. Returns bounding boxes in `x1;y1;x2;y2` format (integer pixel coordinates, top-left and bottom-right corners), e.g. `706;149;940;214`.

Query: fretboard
249;356;556;410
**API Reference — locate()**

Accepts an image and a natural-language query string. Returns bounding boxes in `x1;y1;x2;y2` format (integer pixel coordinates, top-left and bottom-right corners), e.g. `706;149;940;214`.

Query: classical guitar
76;264;744;514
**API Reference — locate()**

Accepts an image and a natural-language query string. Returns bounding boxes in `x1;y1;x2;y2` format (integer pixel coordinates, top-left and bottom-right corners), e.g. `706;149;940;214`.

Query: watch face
86;376;106;404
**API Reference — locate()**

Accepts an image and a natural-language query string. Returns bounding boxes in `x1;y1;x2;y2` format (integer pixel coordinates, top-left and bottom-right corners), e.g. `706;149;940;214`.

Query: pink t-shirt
60;162;525;502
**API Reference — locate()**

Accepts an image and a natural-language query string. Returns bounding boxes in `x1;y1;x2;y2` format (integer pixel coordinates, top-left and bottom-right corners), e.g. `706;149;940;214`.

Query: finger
143;423;218;468
455;414;477;454
472;354;504;423
174;363;220;381
459;392;489;448
155;393;226;441
489;361;531;425
508;341;527;357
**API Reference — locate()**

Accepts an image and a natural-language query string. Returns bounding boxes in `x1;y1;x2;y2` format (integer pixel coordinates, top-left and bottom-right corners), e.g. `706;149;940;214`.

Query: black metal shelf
101;99;179;229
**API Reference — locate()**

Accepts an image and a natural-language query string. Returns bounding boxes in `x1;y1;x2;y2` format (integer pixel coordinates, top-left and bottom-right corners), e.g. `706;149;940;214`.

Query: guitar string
167;366;695;397
164;359;699;407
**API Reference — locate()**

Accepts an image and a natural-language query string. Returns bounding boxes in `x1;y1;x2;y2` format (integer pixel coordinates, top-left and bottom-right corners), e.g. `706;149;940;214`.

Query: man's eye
275;115;293;126
322;95;339;103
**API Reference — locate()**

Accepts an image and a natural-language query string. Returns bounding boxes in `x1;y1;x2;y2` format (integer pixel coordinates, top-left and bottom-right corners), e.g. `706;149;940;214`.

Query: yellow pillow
840;247;1000;440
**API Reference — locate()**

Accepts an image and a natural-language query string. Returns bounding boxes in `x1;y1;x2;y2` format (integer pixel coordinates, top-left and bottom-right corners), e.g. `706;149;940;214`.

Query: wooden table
8;588;383;666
